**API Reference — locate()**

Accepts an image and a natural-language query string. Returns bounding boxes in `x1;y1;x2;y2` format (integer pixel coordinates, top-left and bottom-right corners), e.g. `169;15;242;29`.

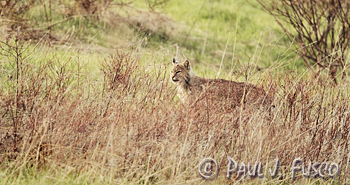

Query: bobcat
170;58;273;110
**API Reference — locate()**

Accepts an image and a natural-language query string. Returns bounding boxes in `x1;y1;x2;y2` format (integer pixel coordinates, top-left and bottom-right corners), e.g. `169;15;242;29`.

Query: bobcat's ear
183;59;191;70
172;58;179;64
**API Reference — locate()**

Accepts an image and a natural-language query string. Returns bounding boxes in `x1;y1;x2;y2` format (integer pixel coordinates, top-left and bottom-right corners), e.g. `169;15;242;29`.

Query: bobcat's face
171;58;191;84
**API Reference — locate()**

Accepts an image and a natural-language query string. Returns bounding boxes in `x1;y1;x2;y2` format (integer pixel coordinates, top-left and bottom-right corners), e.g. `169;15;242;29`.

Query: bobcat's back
171;59;272;109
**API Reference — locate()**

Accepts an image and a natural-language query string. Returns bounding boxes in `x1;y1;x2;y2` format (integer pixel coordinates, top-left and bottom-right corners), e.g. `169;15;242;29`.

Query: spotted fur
171;58;273;110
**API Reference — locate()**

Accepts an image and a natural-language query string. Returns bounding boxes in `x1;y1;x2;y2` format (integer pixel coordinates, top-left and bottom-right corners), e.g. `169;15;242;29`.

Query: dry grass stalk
0;39;349;183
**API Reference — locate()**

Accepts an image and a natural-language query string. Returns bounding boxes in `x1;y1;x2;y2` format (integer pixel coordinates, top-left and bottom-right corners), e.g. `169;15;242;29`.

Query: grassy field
1;0;350;184
132;0;304;77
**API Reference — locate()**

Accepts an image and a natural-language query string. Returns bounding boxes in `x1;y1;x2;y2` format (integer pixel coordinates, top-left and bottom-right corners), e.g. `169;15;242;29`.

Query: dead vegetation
257;0;350;84
0;0;350;184
0;35;350;183
0;0;178;48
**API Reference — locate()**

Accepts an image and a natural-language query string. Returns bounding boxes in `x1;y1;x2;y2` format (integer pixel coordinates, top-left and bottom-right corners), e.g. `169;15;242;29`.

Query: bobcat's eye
176;71;181;74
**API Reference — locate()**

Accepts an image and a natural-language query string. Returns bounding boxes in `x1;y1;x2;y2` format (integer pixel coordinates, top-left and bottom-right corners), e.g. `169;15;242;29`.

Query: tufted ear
172;58;179;64
183;59;191;70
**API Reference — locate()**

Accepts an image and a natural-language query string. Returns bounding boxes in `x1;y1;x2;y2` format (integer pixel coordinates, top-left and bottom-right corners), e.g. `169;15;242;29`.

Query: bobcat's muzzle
172;77;179;82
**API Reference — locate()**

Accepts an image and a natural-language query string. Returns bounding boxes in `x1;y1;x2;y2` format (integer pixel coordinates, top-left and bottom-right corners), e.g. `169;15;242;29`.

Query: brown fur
171;59;272;110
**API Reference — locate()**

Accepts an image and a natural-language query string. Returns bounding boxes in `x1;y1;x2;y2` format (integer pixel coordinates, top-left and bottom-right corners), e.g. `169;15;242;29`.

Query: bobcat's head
171;58;194;85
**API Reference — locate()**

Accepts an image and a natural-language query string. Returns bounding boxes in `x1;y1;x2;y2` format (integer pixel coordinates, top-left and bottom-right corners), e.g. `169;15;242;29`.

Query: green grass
130;0;305;79
1;0;349;184
20;0;305;79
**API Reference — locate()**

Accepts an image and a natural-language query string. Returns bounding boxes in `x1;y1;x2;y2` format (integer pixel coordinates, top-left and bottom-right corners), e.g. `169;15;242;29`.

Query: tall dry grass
0;36;350;184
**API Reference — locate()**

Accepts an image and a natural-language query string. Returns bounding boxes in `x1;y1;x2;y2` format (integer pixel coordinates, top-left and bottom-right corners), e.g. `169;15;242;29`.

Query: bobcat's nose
172;77;179;82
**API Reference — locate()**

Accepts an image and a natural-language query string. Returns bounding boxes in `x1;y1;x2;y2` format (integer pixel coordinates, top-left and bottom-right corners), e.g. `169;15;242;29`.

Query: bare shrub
1;39;350;183
0;0;35;28
101;51;138;92
145;0;170;11
0;0;38;41
257;0;350;84
0;35;80;163
0;0;56;41
61;0;113;17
